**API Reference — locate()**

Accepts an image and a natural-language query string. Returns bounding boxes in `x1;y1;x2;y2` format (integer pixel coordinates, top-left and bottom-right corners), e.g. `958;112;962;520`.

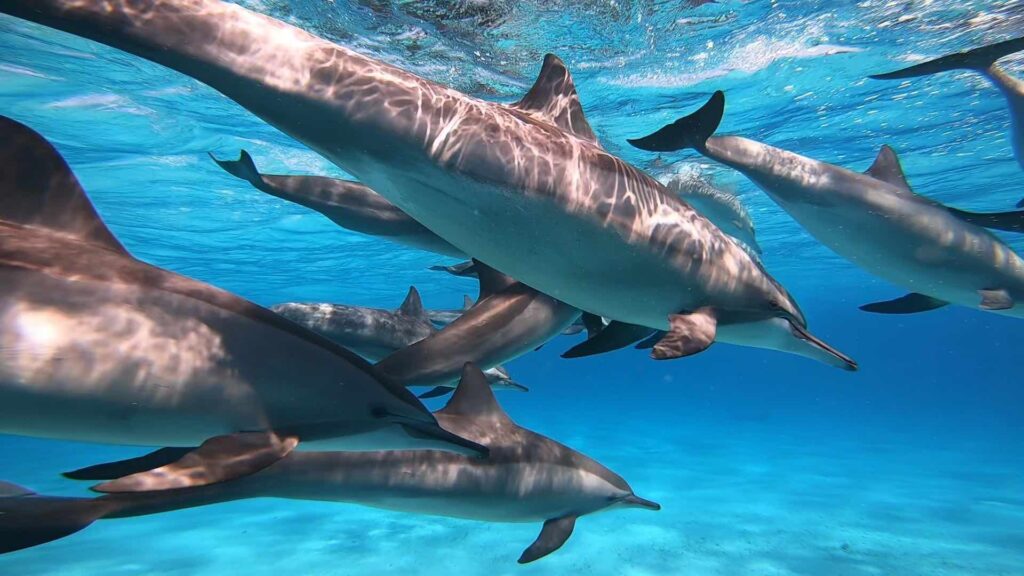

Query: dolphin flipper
518;516;577;564
63;447;193;481
561;322;654;358
651;310;717;360
0;482;106;554
869;36;1024;79
91;432;299;493
979;289;1014;310
634;330;667;350
627;91;725;152
947;208;1024;234
860;293;949;314
430;261;479;278
418;386;454;399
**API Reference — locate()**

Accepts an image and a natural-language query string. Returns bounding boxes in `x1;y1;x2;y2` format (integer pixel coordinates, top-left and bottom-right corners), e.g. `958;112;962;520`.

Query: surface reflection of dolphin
0;115;485;493
0;364;659;564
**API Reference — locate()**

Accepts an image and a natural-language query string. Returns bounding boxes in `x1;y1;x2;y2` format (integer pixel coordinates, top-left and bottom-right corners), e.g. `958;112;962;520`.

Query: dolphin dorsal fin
399;286;426;318
0;116;126;253
438;363;513;424
512;54;598;144
865;145;912;192
473;259;518;300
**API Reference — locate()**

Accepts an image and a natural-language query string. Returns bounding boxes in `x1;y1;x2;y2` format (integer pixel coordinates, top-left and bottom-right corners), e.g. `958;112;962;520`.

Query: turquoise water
2;1;1024;574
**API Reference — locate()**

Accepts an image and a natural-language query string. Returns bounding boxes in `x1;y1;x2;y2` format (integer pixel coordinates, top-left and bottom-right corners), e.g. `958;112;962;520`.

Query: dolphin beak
788;321;858;371
399;421;489;458
621;494;661;510
506;381;529;393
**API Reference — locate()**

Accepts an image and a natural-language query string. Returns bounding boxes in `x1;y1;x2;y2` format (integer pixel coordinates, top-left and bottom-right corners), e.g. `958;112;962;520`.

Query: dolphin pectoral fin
627;91;725;152
651;309;717;360
1017;198;1024;209
518;516;578;564
91;432;299;493
859;293;949;314
63;447;194;481
634;330;667;350
473;260;518;299
580;313;606;340
948;207;1024;233
417;386;454;399
561;322;655;358
979;289;1014;311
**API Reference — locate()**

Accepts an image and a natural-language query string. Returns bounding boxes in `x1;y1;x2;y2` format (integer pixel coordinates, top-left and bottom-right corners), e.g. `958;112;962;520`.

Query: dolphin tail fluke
0;482;109;554
209;150;264;187
91;432;298;493
870;36;1024;80
627;91;725;152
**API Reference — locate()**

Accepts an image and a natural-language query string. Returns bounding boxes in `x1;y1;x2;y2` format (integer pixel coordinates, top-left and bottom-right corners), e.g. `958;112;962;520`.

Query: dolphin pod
629;92;1024;319
0;115;487;492
0;0;849;364
0;364;659;563
270;286;528;397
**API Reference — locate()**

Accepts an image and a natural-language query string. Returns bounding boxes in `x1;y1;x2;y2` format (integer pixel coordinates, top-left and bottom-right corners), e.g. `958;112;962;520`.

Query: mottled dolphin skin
210;150;465;257
629;92;1024;319
0;0;837;362
270;287;527;395
663;174;762;254
375;263;581;388
0;364;659;564
0;115;484;491
870;36;1024;177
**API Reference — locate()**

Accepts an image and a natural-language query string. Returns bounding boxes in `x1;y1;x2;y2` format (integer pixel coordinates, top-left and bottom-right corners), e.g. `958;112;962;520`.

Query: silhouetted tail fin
209;150;264;187
870;36;1024;79
0;482;108;554
628;91;725;152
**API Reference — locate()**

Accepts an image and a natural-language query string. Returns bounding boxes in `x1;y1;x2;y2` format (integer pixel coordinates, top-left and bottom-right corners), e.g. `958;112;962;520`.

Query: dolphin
270;286;527;396
629;91;1024;319
375;262;582;389
426;294;475;328
663;173;762;255
869;36;1024;181
0;115;485;492
0;0;844;363
210;150;465;257
0;364;659;564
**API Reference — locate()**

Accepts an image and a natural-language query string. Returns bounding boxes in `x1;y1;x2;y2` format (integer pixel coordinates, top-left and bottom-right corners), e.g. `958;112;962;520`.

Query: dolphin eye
769;299;780;309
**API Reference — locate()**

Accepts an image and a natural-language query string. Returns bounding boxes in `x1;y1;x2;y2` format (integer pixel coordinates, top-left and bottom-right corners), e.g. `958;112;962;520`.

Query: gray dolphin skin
375;263;582;388
629;91;1024;319
663;173;762;254
0;0;843;363
0;115;486;491
870;36;1024;178
270;287;527;396
210;150;466;257
0;364;659;564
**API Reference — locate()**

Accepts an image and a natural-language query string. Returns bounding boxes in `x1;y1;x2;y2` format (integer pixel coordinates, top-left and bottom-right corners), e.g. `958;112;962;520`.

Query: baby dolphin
664;173;762;254
0;364;659;563
270;287;527;396
0;0;837;363
0;115;484;492
629;92;1024;318
210;150;465;257
870;36;1024;176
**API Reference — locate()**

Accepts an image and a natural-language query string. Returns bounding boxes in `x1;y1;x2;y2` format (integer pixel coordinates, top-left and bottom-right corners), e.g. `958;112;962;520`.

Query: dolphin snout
621;494;661;511
788;321;858;371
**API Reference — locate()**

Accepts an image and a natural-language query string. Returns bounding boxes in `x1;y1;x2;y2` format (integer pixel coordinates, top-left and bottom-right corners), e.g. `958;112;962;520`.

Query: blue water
2;1;1024;574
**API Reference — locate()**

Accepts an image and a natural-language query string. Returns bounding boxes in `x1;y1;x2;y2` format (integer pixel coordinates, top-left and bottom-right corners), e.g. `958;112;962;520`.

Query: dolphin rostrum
0;364;659;564
270;286;527;396
629;92;1024;318
870;36;1024;180
0;115;485;492
210;150;466;257
375;262;582;388
0;0;845;363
